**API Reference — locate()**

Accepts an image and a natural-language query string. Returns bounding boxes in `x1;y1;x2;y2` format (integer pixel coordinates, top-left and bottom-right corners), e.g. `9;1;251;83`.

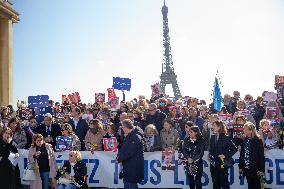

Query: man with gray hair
144;103;167;132
117;119;144;189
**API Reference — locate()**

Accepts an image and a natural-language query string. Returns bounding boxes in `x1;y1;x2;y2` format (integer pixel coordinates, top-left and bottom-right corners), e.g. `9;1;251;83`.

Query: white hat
44;113;53;118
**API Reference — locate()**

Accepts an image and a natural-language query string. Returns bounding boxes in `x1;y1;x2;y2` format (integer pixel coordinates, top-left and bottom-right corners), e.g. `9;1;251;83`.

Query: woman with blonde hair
85;119;106;152
144;124;161;152
60;123;81;151
56;150;88;189
258;119;270;143
28;134;57;189
239;122;264;189
138;98;149;111
258;119;279;149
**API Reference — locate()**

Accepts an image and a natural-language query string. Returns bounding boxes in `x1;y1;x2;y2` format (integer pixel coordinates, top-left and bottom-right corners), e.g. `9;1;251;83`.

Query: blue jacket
117;130;144;183
69;118;89;150
209;133;237;168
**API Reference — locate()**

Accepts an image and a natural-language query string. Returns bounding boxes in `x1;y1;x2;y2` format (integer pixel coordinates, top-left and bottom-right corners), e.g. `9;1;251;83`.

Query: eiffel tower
160;0;182;100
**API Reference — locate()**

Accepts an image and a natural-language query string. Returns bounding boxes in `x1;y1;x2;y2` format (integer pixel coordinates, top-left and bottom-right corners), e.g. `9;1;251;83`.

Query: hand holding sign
275;75;284;98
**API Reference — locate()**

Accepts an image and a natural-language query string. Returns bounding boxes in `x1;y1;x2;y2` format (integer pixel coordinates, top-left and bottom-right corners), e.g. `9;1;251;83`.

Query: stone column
0;17;13;106
0;1;19;106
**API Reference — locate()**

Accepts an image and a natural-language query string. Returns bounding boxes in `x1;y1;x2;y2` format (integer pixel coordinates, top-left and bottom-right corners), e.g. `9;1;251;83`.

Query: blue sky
12;0;284;104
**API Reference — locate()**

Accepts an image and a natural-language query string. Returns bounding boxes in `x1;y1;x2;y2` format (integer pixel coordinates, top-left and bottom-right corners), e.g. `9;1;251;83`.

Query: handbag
23;167;36;181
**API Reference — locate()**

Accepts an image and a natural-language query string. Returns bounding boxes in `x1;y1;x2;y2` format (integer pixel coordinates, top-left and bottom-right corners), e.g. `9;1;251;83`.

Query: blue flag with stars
213;77;223;112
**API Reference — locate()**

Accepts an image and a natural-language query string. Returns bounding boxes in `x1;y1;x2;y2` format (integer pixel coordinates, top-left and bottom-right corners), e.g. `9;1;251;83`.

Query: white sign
18;150;284;189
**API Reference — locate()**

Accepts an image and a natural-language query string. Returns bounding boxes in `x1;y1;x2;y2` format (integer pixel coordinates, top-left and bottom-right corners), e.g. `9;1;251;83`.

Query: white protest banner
18;150;284;189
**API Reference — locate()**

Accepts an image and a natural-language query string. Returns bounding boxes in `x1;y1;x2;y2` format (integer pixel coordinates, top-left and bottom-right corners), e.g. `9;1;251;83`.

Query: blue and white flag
213;77;223;112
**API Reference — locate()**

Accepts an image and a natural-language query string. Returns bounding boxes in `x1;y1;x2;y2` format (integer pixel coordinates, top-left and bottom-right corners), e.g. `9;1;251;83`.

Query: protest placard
264;92;278;102
109;97;119;109
218;113;233;127
266;106;280;120
19;107;35;120
62;95;69;105
107;88;117;100
161;148;175;171
232;124;245;139
275;75;284;98
56;136;73;151
151;83;163;98
103;137;118;152
28;95;49;108
28;95;50;122
95;93;105;103
112;77;131;91
275;75;284;84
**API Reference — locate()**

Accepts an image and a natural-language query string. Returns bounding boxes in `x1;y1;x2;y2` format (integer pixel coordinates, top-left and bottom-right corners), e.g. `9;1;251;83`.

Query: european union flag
28;95;49;108
213;78;223;112
28;95;51;123
112;77;131;91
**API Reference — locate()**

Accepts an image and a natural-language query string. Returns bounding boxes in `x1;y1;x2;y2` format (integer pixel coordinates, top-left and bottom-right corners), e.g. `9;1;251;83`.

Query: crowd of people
0;90;284;189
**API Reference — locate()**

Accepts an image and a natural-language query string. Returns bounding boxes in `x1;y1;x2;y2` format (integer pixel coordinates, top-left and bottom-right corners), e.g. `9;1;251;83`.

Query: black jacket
133;118;147;131
253;104;266;130
35;123;61;149
69;118;89;150
56;160;88;188
209;134;237;168
239;137;265;174
144;110;167;132
0;139;20;189
117;130;144;183
183;137;205;164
